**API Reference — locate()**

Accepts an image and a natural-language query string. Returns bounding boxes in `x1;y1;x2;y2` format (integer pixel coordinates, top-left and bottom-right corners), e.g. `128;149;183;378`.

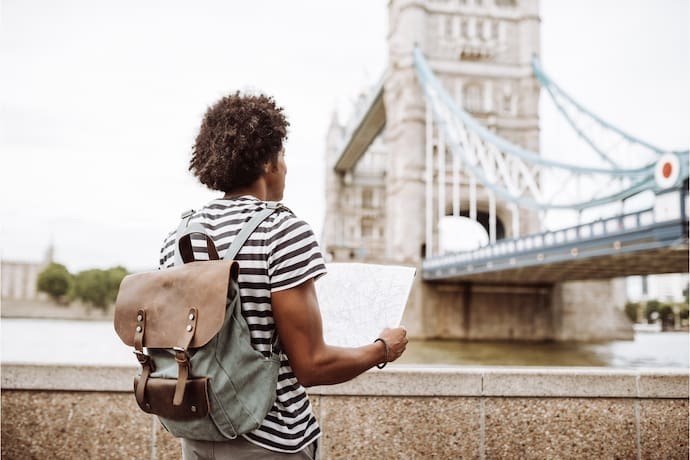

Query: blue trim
532;55;690;158
412;47;689;210
412;47;660;177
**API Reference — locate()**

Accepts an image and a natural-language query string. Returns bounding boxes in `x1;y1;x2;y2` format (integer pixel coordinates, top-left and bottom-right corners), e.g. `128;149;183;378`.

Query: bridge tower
384;0;541;259
323;0;635;341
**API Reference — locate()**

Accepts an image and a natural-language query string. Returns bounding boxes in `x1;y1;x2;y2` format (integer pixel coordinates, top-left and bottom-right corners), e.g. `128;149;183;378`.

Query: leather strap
175;219;220;265
173;202;282;265
133;309;154;406
177;233;219;263
172;307;198;406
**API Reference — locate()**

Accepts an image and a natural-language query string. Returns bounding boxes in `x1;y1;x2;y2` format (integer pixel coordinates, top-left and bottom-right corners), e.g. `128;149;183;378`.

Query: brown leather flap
114;260;239;348
134;376;210;420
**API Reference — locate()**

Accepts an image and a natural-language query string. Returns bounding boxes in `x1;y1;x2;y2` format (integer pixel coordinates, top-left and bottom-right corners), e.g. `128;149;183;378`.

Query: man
159;92;408;459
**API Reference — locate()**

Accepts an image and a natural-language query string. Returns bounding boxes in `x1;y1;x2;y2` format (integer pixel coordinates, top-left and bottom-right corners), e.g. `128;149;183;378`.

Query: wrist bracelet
374;338;389;369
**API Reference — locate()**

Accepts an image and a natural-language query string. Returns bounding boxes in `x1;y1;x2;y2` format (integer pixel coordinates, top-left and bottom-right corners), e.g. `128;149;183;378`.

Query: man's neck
223;181;268;201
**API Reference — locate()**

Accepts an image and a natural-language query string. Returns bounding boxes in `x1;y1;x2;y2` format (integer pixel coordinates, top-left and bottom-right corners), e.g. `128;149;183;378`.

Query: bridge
323;0;688;342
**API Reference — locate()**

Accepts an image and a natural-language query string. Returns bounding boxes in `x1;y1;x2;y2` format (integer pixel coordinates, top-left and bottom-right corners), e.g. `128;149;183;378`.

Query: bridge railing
423;205;684;276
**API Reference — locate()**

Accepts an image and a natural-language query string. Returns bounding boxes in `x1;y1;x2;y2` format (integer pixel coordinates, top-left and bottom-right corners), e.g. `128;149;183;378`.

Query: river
1;318;688;368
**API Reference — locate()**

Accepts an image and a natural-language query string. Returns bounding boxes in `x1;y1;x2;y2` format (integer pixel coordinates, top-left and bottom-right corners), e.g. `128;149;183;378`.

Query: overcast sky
1;0;688;272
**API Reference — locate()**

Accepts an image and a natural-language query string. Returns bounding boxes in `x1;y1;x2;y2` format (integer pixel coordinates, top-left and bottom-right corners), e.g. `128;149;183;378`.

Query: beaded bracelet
374;337;389;369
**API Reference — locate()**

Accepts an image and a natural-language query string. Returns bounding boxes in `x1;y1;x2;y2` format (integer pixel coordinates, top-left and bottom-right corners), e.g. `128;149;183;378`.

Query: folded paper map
315;263;416;347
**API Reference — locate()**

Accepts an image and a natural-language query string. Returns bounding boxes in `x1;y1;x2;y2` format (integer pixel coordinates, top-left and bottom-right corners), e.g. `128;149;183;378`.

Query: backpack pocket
133;376;210;421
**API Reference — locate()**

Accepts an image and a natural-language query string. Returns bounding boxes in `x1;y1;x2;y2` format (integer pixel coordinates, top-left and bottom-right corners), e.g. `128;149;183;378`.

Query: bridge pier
403;274;633;342
552;278;633;341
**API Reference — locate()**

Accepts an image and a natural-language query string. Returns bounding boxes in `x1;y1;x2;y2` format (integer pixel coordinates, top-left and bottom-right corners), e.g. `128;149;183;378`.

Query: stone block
482;368;637;397
319;395;480;459
639;399;689;460
638;371;689;398
310;367;482;397
1;390;152;460
484;397;636;459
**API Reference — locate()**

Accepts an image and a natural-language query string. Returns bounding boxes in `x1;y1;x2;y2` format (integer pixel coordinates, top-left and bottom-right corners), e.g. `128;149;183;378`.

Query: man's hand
376;327;408;364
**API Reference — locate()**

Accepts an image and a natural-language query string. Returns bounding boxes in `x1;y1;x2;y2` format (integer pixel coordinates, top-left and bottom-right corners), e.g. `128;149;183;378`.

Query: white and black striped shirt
159;195;327;453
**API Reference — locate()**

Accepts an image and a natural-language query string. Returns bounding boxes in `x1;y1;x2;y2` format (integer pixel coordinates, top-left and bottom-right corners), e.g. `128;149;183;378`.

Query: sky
1;0;688;272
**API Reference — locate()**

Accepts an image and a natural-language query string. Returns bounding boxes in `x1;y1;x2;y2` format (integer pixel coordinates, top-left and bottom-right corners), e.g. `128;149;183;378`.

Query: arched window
502;93;513;114
491;20;499;39
445;16;454;37
460;18;469;38
476;19;484;40
463;83;483;113
362;188;374;208
361;218;375;238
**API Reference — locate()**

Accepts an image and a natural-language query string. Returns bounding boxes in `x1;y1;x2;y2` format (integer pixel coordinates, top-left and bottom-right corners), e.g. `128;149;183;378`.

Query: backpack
113;203;282;440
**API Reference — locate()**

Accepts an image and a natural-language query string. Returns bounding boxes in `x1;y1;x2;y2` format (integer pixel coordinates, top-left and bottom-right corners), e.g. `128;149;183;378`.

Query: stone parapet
2;364;688;459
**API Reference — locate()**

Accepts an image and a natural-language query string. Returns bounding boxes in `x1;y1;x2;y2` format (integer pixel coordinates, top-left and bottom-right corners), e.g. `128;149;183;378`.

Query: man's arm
271;278;408;387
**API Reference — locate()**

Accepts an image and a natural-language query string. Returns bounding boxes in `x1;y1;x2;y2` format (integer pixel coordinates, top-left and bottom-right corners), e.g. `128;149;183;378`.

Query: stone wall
2;364;687;459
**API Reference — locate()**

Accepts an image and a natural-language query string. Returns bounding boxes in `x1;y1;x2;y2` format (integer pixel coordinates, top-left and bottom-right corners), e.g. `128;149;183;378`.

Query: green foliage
642;300;689;329
658;304;674;321
624;302;639;323
36;263;73;304
73;266;128;309
680;307;689;321
644;300;662;322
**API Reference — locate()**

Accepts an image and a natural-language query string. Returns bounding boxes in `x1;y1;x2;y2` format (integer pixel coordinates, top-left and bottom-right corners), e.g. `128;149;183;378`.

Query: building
1;245;54;303
627;274;689;304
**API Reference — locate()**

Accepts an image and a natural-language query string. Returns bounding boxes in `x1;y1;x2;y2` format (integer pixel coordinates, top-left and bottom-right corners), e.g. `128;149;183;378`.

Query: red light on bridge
655;154;680;189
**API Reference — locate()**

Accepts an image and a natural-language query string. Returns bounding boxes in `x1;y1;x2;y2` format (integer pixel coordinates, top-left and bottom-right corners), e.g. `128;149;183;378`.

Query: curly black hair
189;91;289;192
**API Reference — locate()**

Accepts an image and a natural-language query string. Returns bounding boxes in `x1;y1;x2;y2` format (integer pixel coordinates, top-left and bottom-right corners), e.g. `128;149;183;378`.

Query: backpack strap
222;201;282;354
223;201;282;260
173;202;282;265
173;210;220;266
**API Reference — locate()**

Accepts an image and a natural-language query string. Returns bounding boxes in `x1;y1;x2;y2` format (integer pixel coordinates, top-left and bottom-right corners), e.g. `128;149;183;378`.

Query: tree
106;266;128;304
73;269;109;309
36;263;72;304
73;266;128;309
644;300;662;322
624;302;640;323
658;304;675;329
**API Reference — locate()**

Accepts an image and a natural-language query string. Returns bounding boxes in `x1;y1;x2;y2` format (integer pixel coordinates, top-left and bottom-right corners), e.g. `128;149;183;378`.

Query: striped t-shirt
158;195;327;453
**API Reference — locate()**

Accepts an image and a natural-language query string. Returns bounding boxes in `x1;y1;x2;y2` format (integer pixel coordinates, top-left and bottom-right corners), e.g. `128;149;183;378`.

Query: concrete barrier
2;364;688;459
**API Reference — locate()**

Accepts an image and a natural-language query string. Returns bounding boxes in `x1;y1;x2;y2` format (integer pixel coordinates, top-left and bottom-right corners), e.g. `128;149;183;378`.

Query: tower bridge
323;0;689;341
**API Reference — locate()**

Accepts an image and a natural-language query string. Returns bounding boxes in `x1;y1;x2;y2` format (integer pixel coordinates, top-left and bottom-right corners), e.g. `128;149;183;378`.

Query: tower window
362;188;374;208
463;83;483;113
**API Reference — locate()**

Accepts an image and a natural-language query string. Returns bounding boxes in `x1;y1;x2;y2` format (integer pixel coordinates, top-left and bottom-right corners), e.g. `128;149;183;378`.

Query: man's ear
264;159;277;173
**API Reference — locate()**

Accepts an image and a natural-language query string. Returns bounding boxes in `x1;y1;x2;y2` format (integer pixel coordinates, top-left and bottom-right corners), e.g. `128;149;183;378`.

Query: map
315;263;416;347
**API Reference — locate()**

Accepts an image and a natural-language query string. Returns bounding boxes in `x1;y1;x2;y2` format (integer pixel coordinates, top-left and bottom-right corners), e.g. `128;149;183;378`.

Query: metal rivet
188;313;195;321
186;325;193;332
191;405;197;413
145;403;151;410
136;325;142;333
137;314;143;322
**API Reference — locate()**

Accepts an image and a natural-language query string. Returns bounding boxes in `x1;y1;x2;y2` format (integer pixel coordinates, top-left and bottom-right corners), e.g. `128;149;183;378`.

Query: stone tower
324;0;541;266
384;0;541;264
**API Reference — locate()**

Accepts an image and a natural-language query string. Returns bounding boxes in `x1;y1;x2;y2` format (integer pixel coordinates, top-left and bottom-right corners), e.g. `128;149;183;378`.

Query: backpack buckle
173;346;190;364
134;350;155;371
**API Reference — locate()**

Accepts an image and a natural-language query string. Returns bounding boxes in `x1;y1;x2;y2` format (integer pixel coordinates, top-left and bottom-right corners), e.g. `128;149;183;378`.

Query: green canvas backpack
114;203;281;440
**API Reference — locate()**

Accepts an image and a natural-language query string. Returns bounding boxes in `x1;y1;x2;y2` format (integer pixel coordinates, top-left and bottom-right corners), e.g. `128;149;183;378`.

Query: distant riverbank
2;317;688;368
1;300;112;321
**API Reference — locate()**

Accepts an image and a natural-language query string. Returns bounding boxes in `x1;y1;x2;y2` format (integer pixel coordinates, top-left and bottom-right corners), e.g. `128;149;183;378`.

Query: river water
1;318;688;368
